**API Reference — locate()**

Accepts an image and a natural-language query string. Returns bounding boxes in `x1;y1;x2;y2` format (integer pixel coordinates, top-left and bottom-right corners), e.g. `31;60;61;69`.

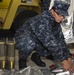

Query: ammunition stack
6;38;15;70
0;38;6;69
0;38;15;70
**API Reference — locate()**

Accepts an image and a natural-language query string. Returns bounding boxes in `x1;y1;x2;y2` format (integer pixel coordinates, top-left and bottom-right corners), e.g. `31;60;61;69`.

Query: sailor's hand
67;58;72;68
71;64;74;72
61;60;71;71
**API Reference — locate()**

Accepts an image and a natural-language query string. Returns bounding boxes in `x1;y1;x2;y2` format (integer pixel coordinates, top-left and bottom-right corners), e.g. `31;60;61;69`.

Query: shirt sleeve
30;16;67;62
53;24;72;59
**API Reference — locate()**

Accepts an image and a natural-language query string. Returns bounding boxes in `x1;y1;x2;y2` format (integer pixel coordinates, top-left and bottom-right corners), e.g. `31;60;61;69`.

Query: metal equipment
0;0;41;37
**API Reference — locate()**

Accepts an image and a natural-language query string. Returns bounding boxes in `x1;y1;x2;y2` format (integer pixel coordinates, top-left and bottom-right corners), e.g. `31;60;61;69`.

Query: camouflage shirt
14;10;71;62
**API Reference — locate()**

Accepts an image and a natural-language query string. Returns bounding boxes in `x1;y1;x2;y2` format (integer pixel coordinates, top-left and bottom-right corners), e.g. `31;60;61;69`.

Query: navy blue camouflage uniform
14;10;71;62
41;0;51;11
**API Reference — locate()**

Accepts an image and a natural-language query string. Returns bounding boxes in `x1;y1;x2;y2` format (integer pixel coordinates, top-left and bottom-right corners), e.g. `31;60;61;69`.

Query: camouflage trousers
15;27;51;59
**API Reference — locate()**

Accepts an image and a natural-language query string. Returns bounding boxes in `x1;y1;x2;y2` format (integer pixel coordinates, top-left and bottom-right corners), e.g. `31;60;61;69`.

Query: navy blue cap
53;1;70;16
